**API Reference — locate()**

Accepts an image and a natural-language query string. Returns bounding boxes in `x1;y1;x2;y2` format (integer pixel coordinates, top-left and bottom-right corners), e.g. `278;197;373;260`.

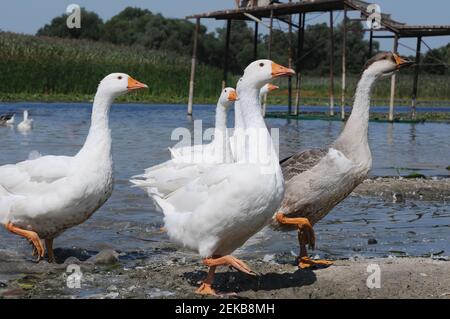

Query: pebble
87;249;119;265
107;285;118;292
64;256;81;265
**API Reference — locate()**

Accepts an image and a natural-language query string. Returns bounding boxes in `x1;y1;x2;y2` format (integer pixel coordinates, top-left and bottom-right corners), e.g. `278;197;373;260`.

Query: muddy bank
1;250;449;299
353;177;450;201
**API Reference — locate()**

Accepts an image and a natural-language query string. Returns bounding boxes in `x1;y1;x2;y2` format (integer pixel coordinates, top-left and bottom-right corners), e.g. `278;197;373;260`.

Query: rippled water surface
0;103;449;260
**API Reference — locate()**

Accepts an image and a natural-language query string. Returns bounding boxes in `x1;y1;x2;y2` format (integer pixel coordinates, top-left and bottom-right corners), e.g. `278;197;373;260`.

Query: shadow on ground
183;268;317;294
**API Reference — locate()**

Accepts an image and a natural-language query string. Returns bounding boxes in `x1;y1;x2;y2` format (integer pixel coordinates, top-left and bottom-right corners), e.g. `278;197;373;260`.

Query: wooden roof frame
187;0;450;38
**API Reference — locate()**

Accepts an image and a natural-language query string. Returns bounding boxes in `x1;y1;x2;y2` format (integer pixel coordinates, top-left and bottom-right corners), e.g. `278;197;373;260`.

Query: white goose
169;87;238;162
274;52;413;268
133;60;294;295
0;73;147;262
131;88;238;198
17;110;33;132
260;83;279;116
231;82;278;160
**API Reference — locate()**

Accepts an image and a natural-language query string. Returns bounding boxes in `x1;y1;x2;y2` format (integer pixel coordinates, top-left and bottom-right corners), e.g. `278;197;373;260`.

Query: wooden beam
223;19;232;89
389;34;399;122
294;13;305;116
187;18;200;116
187;0;347;20
276;17;299;29
411;36;422;119
368;29;373;57
262;10;274;117
288;2;293;115
268;9;274;59
329;11;335;116
372;35;396;39
340;6;347;120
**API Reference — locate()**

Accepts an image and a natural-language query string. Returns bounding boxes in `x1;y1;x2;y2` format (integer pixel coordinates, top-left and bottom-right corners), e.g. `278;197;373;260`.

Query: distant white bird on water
6;114;15;125
0;73;148;262
0;113;14;126
17;110;33;133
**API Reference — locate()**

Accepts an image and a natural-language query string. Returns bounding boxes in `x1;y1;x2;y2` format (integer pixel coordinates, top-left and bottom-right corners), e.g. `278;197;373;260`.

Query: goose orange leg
5;222;45;261
196;255;256;296
275;213;333;269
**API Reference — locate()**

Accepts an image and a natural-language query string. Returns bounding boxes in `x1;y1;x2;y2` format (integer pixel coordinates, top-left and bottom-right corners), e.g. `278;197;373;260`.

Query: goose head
219;87;239;108
241;60;295;89
97;73;148;98
363;52;413;78
260;83;280;96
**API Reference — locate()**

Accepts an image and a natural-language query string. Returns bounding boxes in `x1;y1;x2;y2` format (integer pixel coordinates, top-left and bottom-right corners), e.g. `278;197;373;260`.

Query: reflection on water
0;103;449;260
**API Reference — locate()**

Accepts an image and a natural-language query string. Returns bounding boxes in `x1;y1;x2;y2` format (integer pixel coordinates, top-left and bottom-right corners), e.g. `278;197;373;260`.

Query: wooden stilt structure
411;36;422;120
389;34;399;122
340;5;347;121
294;13;305;116
223;20;232;89
187;18;200;116
329;11;335;116
186;0;450;119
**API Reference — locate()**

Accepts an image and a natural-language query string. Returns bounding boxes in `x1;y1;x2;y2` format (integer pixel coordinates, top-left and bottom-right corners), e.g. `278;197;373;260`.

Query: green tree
36;8;103;41
423;43;450;75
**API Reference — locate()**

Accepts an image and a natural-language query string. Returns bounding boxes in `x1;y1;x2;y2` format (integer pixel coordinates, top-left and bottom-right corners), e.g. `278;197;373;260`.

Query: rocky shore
0;177;448;299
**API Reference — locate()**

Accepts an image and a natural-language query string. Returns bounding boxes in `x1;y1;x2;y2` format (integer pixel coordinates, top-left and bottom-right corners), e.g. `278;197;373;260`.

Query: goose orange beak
127;77;148;91
271;62;295;78
228;91;239;101
393;53;414;69
268;84;280;92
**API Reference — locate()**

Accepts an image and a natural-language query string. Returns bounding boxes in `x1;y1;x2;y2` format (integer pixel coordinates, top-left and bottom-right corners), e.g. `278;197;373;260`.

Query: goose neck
336;71;377;145
77;91;113;158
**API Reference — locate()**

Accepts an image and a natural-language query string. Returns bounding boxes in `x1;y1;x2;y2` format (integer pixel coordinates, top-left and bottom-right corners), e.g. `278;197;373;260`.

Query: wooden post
187;18;200;116
294;13;305;116
253;21;258;60
223;19;232;89
268;10;274;59
262;10;274;117
389;34;399;122
368;30;373;58
329;11;335;116
340;6;347;121
288;9;293;115
411;36;422;120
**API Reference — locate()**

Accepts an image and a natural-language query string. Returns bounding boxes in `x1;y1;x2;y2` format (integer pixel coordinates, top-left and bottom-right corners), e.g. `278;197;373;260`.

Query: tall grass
0;32;225;102
1;32;449;105
272;73;450;105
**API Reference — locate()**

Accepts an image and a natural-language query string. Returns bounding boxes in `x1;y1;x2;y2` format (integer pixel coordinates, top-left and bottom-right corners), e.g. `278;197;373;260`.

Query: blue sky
1;0;449;54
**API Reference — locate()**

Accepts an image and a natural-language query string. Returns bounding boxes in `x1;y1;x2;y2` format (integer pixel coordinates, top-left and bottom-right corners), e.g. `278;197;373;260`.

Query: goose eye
118;76;123;80
259;63;264;67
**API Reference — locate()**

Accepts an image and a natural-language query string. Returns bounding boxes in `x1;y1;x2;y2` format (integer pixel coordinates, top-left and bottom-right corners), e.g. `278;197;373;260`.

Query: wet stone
368;238;378;245
87;249;119;265
64;257;81;265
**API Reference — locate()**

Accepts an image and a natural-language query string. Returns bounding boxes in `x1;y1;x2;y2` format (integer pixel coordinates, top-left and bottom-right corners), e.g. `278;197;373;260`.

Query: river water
0;102;449;261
